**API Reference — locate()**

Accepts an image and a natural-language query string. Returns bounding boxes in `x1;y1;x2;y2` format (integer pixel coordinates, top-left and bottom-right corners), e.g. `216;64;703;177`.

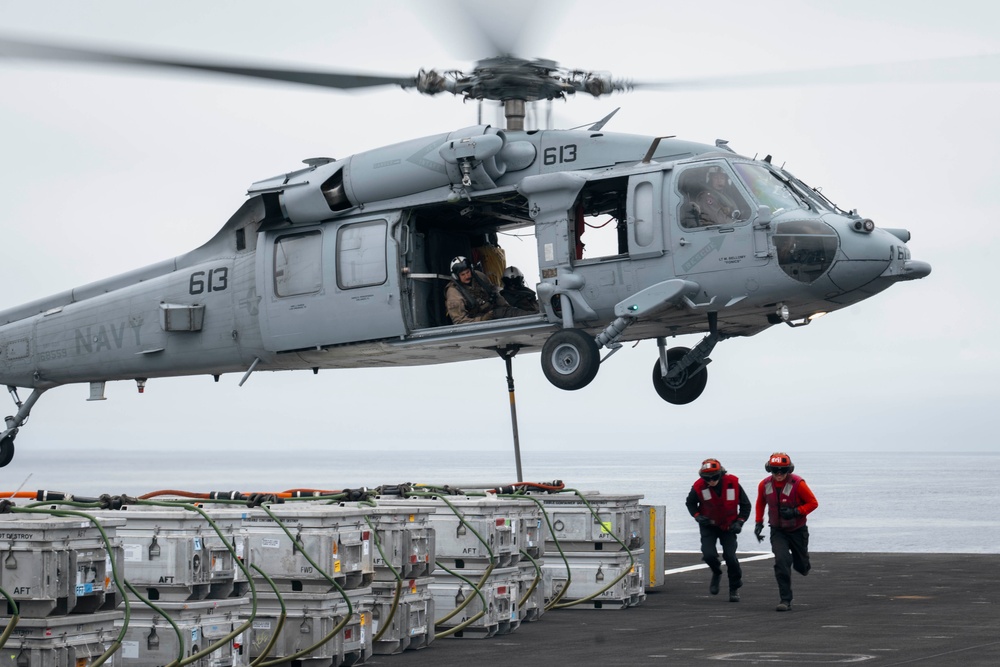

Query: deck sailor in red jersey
686;458;751;602
754;452;819;612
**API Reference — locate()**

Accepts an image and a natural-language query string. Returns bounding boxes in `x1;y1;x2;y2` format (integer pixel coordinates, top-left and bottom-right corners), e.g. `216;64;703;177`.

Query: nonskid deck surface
374;552;999;667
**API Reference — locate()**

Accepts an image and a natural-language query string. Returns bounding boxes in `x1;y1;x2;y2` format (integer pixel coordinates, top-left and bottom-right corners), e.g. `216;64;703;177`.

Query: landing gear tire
652;346;708;405
0;435;15;468
541;328;600;391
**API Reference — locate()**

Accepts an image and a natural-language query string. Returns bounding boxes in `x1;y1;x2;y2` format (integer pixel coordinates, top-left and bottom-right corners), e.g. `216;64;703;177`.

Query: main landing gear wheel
0;435;15;468
541;328;600;391
652;346;708;405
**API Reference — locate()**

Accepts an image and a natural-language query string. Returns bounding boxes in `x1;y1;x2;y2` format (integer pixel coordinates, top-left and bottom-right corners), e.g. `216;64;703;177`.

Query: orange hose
0;491;39;499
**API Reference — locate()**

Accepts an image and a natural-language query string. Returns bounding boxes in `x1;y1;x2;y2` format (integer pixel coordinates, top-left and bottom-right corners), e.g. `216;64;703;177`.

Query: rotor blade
433;0;566;60
632;53;1000;91
0;35;418;91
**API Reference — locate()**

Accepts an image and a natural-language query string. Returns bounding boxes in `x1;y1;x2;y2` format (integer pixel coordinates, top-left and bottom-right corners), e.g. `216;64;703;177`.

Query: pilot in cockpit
681;167;746;228
698;167;741;225
707;167;737;202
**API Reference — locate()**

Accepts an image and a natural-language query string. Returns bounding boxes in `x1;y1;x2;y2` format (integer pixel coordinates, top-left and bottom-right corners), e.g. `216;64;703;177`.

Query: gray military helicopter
0;32;933;468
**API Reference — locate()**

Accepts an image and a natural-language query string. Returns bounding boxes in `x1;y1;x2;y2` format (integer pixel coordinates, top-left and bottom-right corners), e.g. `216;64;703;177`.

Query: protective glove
695;514;711;525
779;506;799;519
754;522;764;543
729;519;744;534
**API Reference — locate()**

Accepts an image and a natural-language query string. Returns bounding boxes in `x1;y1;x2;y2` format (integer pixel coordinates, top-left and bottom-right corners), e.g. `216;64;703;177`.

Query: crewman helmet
765;452;794;474
450;256;472;281
502;266;524;286
706;165;729;185
699;458;726;479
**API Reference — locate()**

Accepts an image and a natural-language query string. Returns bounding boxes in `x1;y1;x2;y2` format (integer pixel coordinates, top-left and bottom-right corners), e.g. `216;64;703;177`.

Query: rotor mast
504;99;527;131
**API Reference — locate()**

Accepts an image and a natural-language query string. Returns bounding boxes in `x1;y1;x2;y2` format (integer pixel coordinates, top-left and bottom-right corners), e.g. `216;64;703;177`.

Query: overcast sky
0;0;997;480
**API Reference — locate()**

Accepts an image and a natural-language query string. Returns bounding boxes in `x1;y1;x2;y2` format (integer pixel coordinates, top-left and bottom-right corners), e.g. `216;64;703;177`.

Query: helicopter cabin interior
401;174;630;331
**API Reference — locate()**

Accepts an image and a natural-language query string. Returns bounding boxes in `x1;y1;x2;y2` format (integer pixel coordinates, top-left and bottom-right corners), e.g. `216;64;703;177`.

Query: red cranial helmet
699;458;725;478
765;452;794;474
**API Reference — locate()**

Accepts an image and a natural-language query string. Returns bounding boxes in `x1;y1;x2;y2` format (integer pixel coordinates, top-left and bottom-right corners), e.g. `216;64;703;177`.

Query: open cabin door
562;173;668;314
258;212;405;352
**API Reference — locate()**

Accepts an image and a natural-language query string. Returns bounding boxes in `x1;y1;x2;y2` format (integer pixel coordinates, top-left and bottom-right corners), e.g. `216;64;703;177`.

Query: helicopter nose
827;226;894;291
827;224;929;293
874;227;931;282
888;258;932;281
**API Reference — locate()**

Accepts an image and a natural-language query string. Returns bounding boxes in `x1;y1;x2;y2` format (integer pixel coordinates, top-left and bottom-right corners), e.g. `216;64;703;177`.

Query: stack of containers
91;504;249;667
240;502;375;666
538;492;647;609
502;498;546;623
366;504;436;654
0;513;125;666
376;494;540;638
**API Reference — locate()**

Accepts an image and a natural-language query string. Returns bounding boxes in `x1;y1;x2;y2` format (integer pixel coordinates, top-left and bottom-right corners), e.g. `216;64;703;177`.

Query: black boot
710;571;721;595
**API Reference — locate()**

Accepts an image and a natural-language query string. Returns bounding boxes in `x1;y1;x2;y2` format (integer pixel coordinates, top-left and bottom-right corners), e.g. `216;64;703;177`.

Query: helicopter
0;26;936;469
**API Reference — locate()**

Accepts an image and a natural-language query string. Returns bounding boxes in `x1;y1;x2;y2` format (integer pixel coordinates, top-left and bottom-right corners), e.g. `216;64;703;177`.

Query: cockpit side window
773;220;838;283
732;163;807;215
676;165;752;229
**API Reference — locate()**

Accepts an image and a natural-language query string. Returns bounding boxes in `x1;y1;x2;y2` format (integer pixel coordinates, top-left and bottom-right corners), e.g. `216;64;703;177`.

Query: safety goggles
701;473;722;482
770;468;790;475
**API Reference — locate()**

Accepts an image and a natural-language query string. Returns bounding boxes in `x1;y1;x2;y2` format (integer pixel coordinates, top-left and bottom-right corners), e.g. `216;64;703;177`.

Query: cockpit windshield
781;169;846;214
732;163;807;215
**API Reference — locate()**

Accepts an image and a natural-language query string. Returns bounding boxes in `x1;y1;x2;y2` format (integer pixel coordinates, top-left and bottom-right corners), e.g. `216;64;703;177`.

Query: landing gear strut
651;313;720;405
1;386;47;468
651;346;708;405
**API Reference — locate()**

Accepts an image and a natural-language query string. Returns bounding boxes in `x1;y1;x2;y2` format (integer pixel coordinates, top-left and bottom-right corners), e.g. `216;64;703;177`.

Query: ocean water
3;447;996;554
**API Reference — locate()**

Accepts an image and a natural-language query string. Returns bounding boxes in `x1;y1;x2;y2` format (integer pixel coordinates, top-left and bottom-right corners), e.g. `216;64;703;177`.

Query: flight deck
381;551;999;666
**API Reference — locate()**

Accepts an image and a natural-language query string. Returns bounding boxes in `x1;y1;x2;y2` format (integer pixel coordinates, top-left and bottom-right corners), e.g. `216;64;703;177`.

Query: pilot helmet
706;166;728;184
765;452;794;474
699;458;726;479
450;256;472;280
502;266;524;286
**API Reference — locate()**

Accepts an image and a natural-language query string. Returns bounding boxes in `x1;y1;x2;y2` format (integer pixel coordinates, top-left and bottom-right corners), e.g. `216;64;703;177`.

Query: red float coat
692;473;742;531
755;474;818;531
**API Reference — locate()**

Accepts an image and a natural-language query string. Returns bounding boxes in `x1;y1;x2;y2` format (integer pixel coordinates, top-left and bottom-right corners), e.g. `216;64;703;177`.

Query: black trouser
770;525;811;602
493;305;534;319
699;524;742;589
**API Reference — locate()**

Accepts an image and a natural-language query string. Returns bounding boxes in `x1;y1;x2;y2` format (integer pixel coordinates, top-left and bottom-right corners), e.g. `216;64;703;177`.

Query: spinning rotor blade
3;32;993;111
430;0;563;62
632;53;1000;91
445;0;526;58
0;33;623;104
0;35;419;92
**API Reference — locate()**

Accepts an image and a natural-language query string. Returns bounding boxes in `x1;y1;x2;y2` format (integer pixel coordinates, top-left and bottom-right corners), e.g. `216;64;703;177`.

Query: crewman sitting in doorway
444;256;532;324
500;266;539;313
